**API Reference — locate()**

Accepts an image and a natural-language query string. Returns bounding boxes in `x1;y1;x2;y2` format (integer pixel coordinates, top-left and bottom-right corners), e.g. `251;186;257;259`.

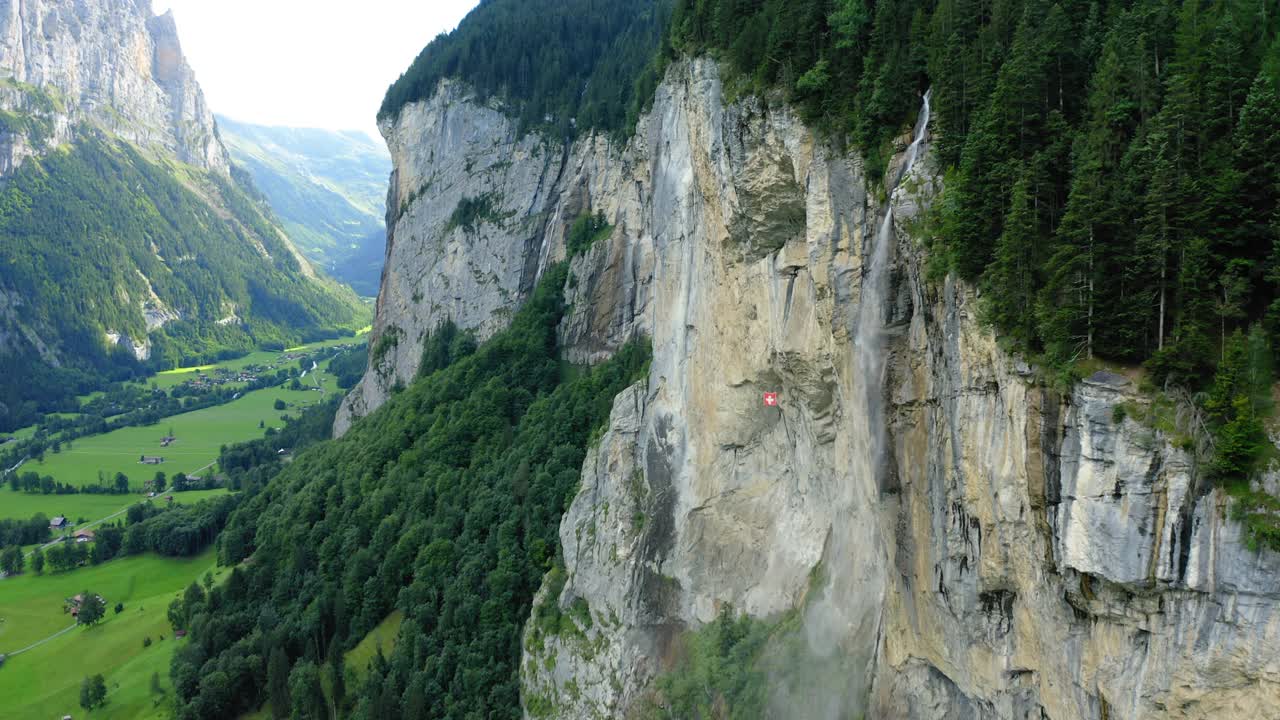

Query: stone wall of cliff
347;59;1280;719
0;0;229;176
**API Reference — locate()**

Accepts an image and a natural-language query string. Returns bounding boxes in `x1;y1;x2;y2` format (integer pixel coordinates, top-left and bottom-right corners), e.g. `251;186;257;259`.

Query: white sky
151;0;479;142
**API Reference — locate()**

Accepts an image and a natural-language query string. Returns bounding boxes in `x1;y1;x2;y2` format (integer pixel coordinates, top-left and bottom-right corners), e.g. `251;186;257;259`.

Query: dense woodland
0;138;365;432
379;0;672;136
169;266;648;719
170;0;1280;717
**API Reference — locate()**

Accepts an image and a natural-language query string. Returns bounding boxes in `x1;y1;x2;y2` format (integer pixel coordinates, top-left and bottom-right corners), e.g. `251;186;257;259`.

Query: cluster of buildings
181;368;261;391
48;517;97;543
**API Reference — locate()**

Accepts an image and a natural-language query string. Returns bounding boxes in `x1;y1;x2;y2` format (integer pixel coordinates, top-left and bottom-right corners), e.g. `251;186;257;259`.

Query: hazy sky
151;0;479;141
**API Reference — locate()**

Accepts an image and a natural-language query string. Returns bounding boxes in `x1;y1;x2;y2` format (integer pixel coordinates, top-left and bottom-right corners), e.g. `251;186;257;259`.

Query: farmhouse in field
140;456;165;465
160;434;176;447
50;516;68;530
73;529;95;543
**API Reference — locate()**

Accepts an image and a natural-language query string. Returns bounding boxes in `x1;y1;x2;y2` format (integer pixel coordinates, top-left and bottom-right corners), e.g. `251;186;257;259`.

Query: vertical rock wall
351;58;1280;719
0;0;229;175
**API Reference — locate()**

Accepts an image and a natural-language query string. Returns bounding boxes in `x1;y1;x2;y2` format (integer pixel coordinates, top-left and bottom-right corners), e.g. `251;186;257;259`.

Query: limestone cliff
348;59;1280;718
0;0;229;176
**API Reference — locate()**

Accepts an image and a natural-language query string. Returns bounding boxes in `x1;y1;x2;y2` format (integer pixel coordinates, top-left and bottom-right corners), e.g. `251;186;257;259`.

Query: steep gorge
347;57;1280;719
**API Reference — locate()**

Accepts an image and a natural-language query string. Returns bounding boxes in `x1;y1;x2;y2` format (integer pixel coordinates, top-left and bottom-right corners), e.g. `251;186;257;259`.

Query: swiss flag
763;392;778;407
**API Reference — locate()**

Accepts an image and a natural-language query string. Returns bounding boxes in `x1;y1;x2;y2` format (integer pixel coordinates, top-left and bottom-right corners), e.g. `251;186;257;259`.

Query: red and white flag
763;392;778;407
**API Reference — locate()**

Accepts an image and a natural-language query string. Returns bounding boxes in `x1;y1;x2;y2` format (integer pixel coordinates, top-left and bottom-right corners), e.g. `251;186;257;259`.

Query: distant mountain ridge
0;0;366;432
216;117;391;296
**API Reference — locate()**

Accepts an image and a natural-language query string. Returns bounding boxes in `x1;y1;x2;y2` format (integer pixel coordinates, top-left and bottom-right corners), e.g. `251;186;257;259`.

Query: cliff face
0;0;229;175
352;59;1280;718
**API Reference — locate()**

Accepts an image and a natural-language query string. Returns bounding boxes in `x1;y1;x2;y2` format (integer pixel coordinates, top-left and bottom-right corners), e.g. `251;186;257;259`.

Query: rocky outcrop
334;78;567;432
0;0;229;175
350;58;1280;718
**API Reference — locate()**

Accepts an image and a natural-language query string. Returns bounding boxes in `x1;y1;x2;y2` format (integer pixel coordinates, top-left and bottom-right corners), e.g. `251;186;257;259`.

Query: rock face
335;77;573;432
0;0;229;176
350;59;1280;718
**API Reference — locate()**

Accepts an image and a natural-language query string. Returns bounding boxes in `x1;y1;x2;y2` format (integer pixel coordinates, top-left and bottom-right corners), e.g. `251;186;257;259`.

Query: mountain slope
0;0;365;432
176;1;1280;719
216;117;391;296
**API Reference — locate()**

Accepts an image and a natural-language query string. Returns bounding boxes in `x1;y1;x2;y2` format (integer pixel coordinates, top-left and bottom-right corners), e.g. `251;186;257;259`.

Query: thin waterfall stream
793;89;932;720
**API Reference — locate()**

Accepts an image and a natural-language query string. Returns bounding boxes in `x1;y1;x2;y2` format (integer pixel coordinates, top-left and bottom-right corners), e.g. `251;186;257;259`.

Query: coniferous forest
380;0;672;136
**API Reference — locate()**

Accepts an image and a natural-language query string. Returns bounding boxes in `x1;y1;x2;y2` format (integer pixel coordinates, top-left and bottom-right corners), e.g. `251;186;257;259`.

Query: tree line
379;0;672;137
0;493;239;579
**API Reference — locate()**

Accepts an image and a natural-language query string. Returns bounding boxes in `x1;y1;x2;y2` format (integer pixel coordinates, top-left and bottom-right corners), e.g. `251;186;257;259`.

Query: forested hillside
168;265;648;718
379;0;671;135
0;138;366;431
216;117;391;296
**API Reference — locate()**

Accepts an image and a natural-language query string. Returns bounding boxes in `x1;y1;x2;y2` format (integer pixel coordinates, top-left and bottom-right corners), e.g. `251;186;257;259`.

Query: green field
1;491;132;526
0;489;230;537
146;333;366;391
0;549;221;720
23;360;339;490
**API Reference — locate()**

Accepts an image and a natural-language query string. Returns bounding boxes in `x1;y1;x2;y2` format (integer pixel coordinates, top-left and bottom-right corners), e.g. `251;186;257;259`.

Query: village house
73;529;95;543
140;455;165;465
50;516;68;530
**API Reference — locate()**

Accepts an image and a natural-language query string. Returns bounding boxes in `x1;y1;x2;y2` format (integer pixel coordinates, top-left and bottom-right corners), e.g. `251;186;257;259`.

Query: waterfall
791;89;931;720
860;88;931;491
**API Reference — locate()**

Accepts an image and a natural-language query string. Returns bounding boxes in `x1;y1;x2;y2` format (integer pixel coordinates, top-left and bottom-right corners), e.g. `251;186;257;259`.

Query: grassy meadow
0;549;222;719
345;610;404;675
0;488;229;530
22;359;339;489
146;334;365;391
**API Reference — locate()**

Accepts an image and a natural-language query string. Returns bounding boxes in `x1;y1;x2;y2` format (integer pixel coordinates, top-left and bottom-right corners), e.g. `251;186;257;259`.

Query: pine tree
267;646;290;719
1152;235;1217;387
1208;331;1267;482
1135;130;1179;352
984;173;1040;346
1233;69;1280;268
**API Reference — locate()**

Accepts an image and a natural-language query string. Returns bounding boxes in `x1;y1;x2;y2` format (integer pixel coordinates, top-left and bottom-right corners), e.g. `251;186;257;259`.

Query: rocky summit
0;0;227;175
